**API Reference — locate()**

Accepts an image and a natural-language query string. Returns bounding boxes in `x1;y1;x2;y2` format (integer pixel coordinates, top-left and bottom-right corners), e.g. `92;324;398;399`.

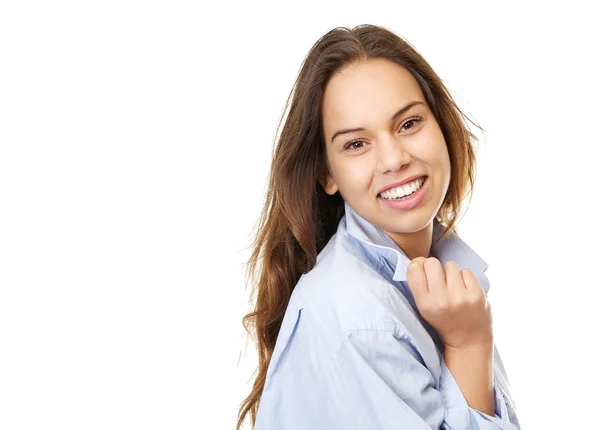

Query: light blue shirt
254;202;521;429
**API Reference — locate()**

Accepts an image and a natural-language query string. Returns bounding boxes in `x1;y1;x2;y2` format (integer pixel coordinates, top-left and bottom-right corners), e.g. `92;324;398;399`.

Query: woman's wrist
443;341;495;416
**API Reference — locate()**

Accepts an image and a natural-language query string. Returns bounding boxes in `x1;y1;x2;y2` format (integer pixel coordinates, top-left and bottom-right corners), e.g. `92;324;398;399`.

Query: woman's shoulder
293;231;407;337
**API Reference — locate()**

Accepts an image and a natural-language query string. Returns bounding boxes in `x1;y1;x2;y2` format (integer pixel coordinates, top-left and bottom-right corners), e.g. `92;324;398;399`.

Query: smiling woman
237;24;521;430
319;60;451;259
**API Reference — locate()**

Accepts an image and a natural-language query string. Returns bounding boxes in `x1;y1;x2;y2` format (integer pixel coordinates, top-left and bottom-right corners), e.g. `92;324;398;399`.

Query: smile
378;176;425;200
377;176;428;210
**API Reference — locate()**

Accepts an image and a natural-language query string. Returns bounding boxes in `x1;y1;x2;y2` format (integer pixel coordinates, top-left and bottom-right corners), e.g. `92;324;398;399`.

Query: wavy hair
236;24;484;430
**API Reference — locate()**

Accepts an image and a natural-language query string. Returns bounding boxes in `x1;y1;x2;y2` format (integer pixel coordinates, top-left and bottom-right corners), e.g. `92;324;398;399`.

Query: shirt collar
342;201;490;293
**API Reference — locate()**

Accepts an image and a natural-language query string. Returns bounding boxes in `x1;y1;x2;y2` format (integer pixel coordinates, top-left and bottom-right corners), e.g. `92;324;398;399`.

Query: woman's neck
385;222;433;261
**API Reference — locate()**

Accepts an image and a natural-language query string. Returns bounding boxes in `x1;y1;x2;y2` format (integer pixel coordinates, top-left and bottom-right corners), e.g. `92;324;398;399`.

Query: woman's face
320;58;451;244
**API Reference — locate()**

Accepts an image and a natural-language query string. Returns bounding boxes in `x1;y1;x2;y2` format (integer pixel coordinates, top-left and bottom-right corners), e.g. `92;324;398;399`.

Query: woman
237;24;521;430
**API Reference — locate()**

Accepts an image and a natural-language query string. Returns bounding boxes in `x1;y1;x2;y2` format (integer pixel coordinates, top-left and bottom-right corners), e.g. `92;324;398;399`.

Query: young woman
237;24;521;430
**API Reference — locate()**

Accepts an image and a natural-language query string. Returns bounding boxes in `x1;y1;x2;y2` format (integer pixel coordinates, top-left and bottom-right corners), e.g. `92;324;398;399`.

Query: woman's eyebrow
330;100;425;144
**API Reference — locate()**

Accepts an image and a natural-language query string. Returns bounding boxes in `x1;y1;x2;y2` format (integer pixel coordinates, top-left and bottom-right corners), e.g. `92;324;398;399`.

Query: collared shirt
254;201;521;429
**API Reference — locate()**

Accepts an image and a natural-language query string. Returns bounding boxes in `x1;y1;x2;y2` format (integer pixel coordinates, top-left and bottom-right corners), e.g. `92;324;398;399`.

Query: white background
1;1;598;429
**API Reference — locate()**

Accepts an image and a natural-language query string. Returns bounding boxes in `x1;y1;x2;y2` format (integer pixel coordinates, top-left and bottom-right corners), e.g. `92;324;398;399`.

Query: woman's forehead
322;61;426;142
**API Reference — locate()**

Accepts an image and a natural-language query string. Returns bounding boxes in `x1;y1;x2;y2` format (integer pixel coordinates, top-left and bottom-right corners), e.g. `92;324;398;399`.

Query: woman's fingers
444;260;467;294
406;257;429;303
461;267;482;293
407;257;480;304
422;257;446;294
406;256;493;347
461;267;487;306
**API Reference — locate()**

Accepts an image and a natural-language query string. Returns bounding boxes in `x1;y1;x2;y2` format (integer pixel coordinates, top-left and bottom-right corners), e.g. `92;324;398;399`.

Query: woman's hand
406;257;493;349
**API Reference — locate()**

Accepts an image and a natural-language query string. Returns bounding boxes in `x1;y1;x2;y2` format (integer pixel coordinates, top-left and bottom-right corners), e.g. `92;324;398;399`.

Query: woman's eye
345;141;364;151
343;117;423;152
401;117;423;131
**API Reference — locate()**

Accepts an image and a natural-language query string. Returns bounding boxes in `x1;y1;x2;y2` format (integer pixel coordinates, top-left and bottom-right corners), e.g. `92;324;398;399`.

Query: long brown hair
236;24;484;430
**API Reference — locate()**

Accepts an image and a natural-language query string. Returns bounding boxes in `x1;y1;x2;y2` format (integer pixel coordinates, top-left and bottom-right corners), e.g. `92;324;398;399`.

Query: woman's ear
317;159;339;195
319;173;339;195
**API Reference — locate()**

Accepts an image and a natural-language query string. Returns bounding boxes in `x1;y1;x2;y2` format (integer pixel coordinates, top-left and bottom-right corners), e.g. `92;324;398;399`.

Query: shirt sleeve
322;328;520;430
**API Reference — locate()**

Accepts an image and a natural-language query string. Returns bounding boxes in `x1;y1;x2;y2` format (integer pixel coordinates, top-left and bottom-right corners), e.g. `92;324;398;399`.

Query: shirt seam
321;326;398;424
321;312;417;422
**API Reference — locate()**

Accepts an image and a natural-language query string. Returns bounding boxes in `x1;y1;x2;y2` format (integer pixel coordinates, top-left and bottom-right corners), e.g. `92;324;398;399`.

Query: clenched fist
406;257;493;349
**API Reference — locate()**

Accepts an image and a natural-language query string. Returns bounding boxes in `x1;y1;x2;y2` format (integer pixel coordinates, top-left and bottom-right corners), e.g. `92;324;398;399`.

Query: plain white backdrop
1;1;598;429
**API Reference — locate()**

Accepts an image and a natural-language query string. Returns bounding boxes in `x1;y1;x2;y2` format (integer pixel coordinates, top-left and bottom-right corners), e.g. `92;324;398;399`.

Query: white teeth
380;177;424;200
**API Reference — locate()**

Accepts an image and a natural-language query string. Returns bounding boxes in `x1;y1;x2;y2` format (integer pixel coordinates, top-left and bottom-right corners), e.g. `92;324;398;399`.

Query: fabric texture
254;202;521;429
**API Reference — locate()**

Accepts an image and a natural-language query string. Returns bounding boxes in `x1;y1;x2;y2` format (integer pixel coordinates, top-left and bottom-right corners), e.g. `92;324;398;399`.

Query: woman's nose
375;136;411;174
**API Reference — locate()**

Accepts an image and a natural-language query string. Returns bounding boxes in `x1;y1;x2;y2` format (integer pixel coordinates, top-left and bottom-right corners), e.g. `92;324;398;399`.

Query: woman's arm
443;341;495;416
322;328;519;430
